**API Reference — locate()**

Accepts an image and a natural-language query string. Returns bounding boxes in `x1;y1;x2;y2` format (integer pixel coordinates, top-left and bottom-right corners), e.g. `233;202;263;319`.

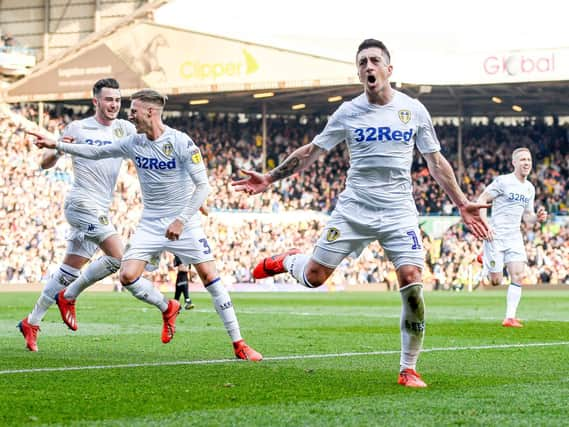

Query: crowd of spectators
2;105;569;290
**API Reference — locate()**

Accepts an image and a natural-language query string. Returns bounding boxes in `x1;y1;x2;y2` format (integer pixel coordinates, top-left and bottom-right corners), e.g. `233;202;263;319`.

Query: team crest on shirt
190;148;202;164
490;260;495;268
326;227;341;242
98;215;109;225
114;127;124;138
398;110;411;124
162;142;174;157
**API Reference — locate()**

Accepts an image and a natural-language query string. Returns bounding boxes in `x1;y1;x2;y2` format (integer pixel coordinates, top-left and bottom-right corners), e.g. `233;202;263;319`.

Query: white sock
283;254;315;288
124;276;168;312
28;265;80;325
506;283;522;319
206;278;242;342
64;256;120;300
400;283;425;371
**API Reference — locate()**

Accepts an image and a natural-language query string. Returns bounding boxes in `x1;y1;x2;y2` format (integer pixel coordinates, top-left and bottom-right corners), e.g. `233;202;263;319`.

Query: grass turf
1;290;568;426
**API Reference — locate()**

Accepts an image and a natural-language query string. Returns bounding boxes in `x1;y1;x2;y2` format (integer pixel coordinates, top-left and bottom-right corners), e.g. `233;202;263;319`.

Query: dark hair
356;39;391;64
131;89;168;107
92;78;120;97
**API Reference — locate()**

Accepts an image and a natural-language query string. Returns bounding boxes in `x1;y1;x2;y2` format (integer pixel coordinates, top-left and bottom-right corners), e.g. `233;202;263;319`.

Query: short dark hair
92;78;120;97
356;39;391;64
131;89;168;107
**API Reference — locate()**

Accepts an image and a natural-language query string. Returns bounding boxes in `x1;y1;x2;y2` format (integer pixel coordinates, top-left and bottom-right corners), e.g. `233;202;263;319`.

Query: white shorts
482;237;527;273
64;203;117;259
314;200;424;270
123;216;215;266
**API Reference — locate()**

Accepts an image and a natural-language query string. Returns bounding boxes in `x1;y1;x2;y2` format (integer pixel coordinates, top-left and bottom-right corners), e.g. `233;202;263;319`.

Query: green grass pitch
1;290;568;426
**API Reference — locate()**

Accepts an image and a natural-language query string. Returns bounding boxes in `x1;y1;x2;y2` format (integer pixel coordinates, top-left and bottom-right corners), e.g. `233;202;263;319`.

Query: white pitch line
2;341;568;376
181;309;569;322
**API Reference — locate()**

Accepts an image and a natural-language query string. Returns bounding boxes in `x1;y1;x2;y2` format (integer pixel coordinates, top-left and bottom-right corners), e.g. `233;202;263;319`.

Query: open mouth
367;75;376;84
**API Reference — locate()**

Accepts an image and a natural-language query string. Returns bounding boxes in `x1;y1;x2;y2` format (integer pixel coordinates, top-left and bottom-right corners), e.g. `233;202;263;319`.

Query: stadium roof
155;80;569;118
3;6;569;118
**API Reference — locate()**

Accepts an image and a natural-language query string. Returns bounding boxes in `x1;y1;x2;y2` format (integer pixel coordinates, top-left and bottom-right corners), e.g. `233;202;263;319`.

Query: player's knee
510;272;525;284
397;266;422;287
489;274;502;286
305;265;330;287
119;268;138;286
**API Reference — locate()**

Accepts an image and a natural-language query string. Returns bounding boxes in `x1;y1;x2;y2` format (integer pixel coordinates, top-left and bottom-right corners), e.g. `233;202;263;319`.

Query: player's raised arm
476;188;496;223
28;130;128;160
232;142;325;195
423;151;491;239
38;136;75;169
26;130;58;149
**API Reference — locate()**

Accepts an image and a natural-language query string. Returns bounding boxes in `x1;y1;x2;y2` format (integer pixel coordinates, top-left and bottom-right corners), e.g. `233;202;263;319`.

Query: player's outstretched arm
39;136;75;169
423;151;491;239
29;130;126;160
458;201;494;240
26;130;58;149
232;143;325;195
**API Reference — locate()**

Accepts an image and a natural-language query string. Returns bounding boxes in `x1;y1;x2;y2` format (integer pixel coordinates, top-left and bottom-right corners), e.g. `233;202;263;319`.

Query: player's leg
120;259;181;343
53;210;122;328
253;247;336;287
63;233;123;300
381;207;427;388
182;283;194;309
174;281;182;301
395;265;427;388
55;234;123;330
193;259;261;361
503;261;527;327
483;240;504;286
19;252;87;351
180;273;193;309
120;221;181;343
253;210;366;288
174;268;193;309
170;226;261;360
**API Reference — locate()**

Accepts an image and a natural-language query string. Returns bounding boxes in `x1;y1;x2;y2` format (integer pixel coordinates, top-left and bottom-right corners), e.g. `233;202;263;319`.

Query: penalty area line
2;341;568;375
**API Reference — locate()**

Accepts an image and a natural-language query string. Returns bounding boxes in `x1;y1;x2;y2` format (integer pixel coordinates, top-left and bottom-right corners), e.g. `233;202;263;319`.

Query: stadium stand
2;106;569;289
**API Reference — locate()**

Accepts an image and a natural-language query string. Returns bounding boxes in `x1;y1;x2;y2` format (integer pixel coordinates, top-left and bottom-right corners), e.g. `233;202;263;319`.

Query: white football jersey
60;126;206;224
64;116;136;212
485;173;535;239
312;90;440;208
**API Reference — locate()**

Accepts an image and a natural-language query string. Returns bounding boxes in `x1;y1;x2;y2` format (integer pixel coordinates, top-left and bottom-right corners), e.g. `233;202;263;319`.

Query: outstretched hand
26;130;57;149
231;169;272;195
536;206;548;223
459;202;493;240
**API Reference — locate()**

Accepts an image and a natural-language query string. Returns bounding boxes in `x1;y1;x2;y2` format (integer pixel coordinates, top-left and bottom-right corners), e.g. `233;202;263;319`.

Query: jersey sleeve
415;101;441;154
312;104;348;151
179;135;207;179
176;133;210;223
57;134;134;159
485;176;503;200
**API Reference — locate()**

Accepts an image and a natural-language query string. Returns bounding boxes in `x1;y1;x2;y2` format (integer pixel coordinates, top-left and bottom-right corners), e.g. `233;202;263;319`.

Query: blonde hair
512;147;531;160
131;89;167;107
